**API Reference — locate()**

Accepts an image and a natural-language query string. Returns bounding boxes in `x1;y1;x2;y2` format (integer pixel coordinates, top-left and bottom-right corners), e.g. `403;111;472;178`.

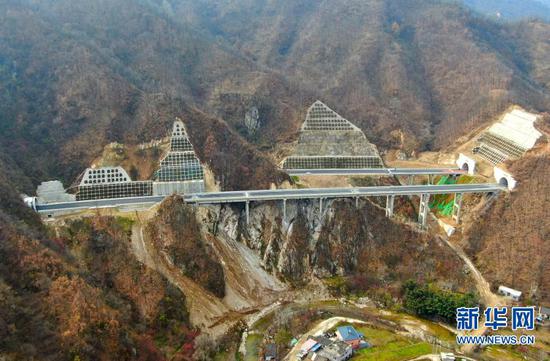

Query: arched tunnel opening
461;163;469;172
499;177;509;188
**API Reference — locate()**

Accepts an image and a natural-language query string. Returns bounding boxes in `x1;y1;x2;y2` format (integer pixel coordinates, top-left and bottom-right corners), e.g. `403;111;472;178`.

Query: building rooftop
264;343;277;359
301;338;319;352
315;340;352;359
498;285;522;298
310;335;333;347
337;325;362;341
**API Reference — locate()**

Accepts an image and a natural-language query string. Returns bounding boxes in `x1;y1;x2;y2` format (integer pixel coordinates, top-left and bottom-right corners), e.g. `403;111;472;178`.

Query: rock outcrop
198;197;470;293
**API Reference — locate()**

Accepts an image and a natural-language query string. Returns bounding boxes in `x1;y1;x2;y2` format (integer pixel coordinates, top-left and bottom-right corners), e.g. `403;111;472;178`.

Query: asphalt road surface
285;168;466;176
36;183;503;213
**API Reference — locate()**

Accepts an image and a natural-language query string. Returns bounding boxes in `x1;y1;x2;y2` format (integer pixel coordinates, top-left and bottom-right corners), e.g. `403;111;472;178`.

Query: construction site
33;119;205;204
19;101;549;361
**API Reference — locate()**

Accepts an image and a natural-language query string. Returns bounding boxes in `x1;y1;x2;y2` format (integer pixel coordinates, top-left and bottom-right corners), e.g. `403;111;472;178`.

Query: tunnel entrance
499;177;509;188
461;163;469;172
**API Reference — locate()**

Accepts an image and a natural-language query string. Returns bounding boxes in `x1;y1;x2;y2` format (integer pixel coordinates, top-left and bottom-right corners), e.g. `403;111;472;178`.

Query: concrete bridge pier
418;193;430;229
282;199;287;222
428;174;433;185
408;175;415;185
245;201;250;225
319;198;324;215
385;195;395;217
355;196;359;208
452;193;463;224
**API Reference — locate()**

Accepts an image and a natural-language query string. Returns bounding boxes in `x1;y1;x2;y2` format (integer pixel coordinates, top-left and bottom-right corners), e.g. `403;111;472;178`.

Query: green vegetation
324;275;349;294
244;334;262;361
354;325;432;361
402;280;478;324
356;342;431;361
114;216;134;235
275;328;292;346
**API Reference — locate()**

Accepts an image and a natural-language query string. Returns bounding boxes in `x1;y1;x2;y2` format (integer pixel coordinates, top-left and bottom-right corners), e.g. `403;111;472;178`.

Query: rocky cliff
178;195;472;300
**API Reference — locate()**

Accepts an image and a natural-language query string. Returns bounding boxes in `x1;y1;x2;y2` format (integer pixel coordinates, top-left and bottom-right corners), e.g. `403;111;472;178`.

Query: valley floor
239;299;550;361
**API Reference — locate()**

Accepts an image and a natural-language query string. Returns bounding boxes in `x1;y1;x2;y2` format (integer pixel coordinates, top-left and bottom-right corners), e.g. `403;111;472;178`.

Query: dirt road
439;235;510;354
130;217;230;330
440;236;505;307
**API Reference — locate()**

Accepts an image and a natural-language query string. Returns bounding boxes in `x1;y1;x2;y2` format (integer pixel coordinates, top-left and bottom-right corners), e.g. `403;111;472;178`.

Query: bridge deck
285;168;466;176
36;183;503;213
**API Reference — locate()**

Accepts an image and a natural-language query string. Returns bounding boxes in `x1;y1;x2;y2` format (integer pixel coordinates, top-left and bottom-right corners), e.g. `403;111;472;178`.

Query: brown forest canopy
1;0;550;192
0;1;549;358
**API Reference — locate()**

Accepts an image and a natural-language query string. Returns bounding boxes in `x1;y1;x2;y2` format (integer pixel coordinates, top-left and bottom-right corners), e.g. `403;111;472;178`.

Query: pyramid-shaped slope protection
170;120;195;151
284;101;384;169
156;120;205;182
302;101;360;131
172;120;188;138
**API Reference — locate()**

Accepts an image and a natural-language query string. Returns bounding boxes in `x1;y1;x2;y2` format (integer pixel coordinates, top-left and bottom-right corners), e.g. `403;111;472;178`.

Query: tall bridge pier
452;193;463;223
418;193;431;229
245;191;472;228
245;200;250;225
385;195;395;217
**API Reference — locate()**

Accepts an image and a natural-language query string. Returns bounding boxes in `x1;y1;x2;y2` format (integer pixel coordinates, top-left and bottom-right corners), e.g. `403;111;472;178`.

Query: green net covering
429;175;474;216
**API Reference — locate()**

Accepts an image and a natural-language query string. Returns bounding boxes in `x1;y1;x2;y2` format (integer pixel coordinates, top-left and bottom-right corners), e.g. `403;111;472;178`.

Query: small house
539;306;550;320
498;285;522;301
336;325;363;349
311;336;334;348
264;343;277;361
312;340;352;361
301;338;321;353
440;352;456;361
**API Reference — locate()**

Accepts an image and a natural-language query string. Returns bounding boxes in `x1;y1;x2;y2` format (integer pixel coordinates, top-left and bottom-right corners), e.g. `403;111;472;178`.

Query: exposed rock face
201;197;470;292
244;106;260;135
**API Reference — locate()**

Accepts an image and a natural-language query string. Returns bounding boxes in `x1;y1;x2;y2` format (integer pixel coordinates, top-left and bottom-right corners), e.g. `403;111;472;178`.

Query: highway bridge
285;168;466;176
36;183;504;229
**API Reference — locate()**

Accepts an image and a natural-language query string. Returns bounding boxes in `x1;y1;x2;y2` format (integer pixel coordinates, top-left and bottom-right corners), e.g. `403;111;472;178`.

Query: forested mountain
2;0;550;192
145;0;550;150
1;1;550;359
